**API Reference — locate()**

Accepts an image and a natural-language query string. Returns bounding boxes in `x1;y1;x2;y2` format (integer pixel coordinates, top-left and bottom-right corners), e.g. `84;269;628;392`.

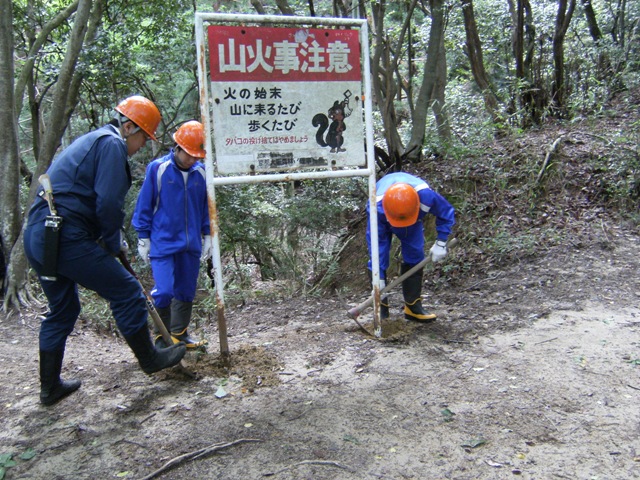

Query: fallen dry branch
536;133;567;185
140;438;262;480
263;459;356;476
461;272;502;291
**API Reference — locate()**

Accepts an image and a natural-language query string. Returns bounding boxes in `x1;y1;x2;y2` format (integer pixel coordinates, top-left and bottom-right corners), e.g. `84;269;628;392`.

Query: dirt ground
1;218;639;480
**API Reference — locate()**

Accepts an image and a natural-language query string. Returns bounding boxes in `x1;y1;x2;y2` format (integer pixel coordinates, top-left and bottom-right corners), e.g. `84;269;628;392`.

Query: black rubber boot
39;349;81;406
154;306;172;348
170;300;208;349
401;263;437;322
380;297;390;320
124;325;186;374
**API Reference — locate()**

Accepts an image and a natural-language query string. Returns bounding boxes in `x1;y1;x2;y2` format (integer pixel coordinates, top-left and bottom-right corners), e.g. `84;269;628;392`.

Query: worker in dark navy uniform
367;172;456;322
24;96;186;406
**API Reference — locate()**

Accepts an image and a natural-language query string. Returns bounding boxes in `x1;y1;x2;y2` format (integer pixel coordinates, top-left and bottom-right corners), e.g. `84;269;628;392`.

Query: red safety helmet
173;121;206;158
115;95;161;141
382;183;420;227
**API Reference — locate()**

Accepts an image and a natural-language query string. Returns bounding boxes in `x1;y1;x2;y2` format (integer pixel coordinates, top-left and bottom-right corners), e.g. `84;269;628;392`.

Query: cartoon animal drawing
312;100;348;153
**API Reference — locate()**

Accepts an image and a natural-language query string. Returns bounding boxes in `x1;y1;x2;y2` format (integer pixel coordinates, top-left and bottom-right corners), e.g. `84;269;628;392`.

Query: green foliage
82;0;198;135
589;144;640;210
424;79;496;150
482;224;539;262
0;448;36;479
216;178;363;293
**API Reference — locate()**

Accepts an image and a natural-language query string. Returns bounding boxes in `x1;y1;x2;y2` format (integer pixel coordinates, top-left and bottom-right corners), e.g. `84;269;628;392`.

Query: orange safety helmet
173;121;206;158
382;183;420;227
115;95;161;141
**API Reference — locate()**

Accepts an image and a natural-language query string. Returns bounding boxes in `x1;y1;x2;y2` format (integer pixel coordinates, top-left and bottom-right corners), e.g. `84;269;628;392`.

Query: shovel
118;252;196;378
347;238;459;321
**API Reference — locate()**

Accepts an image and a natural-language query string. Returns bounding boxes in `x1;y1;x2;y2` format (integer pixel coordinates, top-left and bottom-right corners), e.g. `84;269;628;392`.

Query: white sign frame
195;13;383;350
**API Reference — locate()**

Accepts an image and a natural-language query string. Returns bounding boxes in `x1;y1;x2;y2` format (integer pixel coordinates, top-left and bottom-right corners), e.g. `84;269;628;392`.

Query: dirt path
1;226;639;480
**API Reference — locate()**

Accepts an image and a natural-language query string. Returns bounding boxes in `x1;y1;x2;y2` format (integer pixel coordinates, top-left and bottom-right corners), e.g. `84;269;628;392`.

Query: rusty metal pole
196;17;230;358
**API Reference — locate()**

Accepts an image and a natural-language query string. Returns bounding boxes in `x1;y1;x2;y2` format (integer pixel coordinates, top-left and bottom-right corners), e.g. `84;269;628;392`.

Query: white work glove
429;240;448;263
201;235;212;261
137;238;151;265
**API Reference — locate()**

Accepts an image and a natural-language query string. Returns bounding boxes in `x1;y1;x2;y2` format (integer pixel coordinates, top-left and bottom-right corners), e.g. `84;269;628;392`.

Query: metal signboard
195;13;384;347
207;24;365;174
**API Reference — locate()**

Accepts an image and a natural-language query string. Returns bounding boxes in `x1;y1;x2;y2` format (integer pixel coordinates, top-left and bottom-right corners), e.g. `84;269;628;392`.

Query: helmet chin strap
116;114;140;139
126;126;142;139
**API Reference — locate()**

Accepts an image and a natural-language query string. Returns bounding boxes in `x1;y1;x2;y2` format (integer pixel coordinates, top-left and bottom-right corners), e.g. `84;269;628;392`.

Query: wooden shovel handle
118;252;196;378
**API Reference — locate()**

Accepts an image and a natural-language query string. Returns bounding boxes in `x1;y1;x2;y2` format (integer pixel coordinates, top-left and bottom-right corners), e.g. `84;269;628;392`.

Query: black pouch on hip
41;215;63;281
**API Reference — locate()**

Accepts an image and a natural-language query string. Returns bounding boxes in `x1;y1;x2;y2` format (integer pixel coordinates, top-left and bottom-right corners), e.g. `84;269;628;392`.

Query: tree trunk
275;0;295;15
4;0;103;312
13;0;80;121
250;0;266;14
522;0;544;124
581;0;614;82
582;0;602;40
370;0;405;170
406;0;445;160
460;0;502;129
617;0;626;49
511;0;531;127
394;0;419;114
0;0;22;294
431;30;451;142
512;0;525;80
551;0;576;117
333;0;350;17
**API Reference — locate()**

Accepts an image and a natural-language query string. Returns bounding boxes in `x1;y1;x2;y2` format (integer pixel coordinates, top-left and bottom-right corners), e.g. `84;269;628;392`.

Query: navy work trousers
24;220;148;352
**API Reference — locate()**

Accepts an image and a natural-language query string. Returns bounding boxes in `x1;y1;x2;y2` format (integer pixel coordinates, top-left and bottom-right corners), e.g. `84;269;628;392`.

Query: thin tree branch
140;438;262;480
536;134;567;184
264;459;356;477
14;0;80;118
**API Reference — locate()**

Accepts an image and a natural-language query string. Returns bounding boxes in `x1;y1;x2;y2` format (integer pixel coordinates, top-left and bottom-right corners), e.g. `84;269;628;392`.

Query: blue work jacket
132;149;210;256
366;172;456;275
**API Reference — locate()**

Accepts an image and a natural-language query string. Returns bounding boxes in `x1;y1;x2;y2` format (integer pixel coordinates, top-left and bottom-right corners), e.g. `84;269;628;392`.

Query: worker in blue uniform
133;121;211;350
366;172;456;321
24;96;186;406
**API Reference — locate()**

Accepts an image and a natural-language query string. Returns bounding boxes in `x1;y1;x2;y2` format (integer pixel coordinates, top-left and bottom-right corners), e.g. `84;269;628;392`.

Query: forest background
1;1;640;479
0;0;638;328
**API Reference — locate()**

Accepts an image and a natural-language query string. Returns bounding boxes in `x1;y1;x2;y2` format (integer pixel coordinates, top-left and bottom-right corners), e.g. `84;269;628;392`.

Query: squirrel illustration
312;100;348;153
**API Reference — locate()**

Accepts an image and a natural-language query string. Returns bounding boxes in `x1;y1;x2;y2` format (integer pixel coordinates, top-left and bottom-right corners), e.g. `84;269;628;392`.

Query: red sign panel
208;25;362;83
